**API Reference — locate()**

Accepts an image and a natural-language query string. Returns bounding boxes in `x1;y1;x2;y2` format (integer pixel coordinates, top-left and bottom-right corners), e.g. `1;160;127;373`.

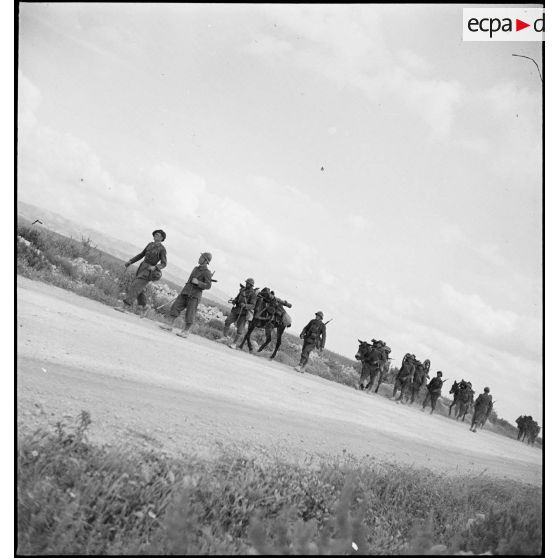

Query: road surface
17;277;542;484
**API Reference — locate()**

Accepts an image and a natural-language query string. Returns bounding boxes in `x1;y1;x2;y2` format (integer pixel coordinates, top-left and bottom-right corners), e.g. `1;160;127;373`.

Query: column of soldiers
114;229;325;367
115;230;500;430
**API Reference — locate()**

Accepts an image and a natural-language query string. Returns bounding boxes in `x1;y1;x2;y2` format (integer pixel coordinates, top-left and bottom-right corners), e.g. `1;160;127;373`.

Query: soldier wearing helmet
422;371;445;414
222;277;258;348
470;386;493;433
294;311;327;373
115;229;167;317
160;252;213;339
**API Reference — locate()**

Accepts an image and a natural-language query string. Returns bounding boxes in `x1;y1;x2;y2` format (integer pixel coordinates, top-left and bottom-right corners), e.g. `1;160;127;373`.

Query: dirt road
17;277;542;484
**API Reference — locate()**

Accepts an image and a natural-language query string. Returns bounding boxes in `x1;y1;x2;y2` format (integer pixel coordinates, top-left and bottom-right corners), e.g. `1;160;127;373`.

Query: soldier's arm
197;269;213;290
300;321;311;338
127;245;148;265
245;291;258;310
320;325;327;349
157;246;167;269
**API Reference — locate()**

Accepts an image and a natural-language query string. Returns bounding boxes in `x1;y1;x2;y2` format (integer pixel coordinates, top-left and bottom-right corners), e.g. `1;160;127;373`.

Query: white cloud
247;5;463;138
442;283;518;337
242;35;293;56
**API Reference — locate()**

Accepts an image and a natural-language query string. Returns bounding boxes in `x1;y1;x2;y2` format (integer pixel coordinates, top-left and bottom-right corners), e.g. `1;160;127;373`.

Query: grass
17;413;542;555
17;221;540;445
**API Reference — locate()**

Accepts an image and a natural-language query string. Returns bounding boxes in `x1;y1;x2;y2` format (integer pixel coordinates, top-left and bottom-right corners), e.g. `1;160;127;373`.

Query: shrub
17;414;543;555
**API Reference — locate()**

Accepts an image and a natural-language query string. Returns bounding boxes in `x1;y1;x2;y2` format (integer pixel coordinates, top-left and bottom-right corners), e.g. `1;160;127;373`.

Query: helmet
200;252;212;263
152;229;166;241
437;371;443;376
484;387;490;393
246;278;255;286
315;311;324;319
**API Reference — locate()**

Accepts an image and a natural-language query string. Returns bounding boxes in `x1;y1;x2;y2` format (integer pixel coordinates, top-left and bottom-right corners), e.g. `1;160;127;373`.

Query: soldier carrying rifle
422;371;446;414
159;252;213;339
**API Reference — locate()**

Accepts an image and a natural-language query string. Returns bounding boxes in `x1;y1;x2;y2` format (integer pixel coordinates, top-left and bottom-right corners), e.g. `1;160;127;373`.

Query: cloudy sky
17;4;542;424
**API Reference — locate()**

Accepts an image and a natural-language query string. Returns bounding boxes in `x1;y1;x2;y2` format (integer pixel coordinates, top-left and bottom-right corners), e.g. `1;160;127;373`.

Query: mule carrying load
409;357;430;404
392;353;415;402
448;379;475;421
515;415;541;444
238;288;292;359
355;339;391;393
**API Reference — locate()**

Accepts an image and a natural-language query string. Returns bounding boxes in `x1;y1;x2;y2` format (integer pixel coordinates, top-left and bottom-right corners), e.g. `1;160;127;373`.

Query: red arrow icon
516;19;530;32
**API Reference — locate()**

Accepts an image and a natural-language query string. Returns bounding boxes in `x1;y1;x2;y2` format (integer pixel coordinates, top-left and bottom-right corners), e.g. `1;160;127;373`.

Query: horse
238;290;291;359
455;386;474;422
392;354;415;402
516;416;539;444
355;340;389;393
526;422;541;445
409;358;430;404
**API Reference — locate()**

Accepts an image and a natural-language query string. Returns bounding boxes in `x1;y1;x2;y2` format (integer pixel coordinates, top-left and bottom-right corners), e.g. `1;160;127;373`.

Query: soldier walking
115;229;167;317
294;311;327;373
223;278;258;349
422;371;444;414
470;387;493;432
159;252;213;339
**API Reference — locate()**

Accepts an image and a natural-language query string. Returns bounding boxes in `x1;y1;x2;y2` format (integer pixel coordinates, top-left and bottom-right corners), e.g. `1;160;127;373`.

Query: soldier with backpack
422;371;445;414
470;387;493;432
159;252;213;339
294;311;327;373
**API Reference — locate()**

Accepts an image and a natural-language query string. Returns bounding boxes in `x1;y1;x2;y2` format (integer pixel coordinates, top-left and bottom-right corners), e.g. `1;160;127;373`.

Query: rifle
324;318;333;325
155;296;177;311
210;270;218;283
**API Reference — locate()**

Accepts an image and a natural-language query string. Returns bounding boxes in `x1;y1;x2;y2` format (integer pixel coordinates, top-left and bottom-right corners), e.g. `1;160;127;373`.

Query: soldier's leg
223;308;239;337
422;393;430;410
430;394;439;414
159;295;187;331
136;290;149;317
295;342;310;372
123;277;150;307
300;342;314;367
232;314;247;346
177;296;199;338
470;411;477;431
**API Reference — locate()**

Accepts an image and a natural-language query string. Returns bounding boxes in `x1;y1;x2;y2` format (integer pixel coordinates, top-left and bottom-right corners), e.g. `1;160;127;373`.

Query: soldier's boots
114;301;133;313
176;326;192;339
159;317;180;332
138;306;148;319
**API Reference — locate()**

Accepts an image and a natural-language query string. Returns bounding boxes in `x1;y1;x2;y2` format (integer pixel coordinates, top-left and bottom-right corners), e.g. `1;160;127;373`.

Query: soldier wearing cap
159;252;213;338
294;311;327;373
470;387;493;433
115;229;167;317
422;371;444;414
223;278;258;348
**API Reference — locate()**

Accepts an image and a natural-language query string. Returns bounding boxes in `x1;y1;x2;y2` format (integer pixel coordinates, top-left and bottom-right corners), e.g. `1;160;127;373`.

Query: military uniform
296;313;327;371
470;391;493;431
123;240;167;308
422;375;444;413
167;263;213;326
224;282;258;344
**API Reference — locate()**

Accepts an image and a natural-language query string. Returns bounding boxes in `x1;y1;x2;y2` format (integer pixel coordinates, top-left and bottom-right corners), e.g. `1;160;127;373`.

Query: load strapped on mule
238;287;292;359
355;338;391;393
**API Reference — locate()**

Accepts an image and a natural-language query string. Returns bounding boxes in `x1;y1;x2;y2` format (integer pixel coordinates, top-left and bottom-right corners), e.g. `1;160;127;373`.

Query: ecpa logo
463;8;544;42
